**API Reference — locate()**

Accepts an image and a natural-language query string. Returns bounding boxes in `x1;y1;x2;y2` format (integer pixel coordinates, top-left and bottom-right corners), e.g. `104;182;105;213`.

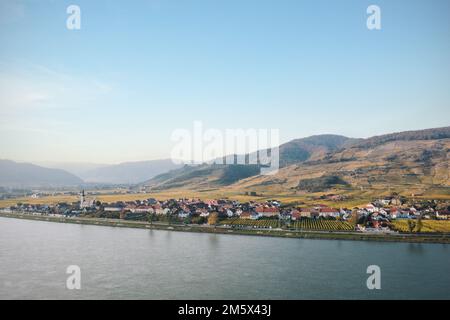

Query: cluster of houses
359;199;450;220
2;192;449;227
103;199;285;221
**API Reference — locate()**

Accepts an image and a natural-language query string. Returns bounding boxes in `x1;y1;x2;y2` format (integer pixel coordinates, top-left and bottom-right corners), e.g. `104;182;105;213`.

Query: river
0;217;449;299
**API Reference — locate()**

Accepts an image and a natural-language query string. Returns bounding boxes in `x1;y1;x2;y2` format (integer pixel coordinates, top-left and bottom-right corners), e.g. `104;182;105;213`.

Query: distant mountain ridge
145;164;262;190
348;126;450;149
143;134;358;190
143;127;450;192
35;161;108;177
211;134;355;167
236;127;450;194
277;134;357;166
3;127;449;190
79;159;183;184
0;160;84;188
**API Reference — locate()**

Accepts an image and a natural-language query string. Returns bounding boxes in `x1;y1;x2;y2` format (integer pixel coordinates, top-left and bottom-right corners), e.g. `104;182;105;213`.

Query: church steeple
80;190;85;207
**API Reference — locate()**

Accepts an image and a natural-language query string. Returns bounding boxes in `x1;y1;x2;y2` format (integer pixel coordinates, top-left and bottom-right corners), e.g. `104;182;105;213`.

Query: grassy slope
230;139;450;196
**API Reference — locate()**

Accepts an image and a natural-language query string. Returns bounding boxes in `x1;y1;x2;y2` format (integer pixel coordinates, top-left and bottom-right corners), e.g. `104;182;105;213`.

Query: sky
0;0;449;164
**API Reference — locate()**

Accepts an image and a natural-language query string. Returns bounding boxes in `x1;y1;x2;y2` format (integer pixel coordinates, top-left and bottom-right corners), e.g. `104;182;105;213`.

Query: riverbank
1;212;449;244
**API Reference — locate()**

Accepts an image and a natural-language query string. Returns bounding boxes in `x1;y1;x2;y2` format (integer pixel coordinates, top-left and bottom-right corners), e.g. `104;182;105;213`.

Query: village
2;190;450;234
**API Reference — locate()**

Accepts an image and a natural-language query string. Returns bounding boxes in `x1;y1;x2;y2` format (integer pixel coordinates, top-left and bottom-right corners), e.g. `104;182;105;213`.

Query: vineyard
219;217;450;233
219;218;354;231
292;219;354;231
219;218;279;229
391;219;450;233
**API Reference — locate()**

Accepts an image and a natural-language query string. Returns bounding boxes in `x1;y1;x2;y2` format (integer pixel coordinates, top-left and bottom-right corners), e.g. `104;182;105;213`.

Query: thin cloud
0;62;115;113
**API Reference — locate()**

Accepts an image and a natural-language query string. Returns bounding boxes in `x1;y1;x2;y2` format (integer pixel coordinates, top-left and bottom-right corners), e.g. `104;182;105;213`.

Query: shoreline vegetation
1;212;449;244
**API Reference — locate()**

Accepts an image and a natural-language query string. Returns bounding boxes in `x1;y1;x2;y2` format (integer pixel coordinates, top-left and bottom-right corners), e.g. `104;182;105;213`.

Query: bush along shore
1;212;450;244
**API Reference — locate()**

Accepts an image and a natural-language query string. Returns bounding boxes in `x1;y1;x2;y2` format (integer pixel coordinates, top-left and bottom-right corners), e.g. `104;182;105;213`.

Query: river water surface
0;217;449;299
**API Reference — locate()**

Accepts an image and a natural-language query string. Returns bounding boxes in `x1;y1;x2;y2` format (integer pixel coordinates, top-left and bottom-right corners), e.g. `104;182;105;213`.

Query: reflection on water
407;243;426;254
0;217;449;300
207;234;219;250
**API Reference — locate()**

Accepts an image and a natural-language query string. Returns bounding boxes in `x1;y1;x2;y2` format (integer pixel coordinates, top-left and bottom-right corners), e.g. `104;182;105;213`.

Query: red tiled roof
255;206;279;213
301;208;318;213
320;207;338;213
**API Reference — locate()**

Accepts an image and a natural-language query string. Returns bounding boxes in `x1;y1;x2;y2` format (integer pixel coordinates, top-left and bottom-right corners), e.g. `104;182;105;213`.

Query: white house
178;211;190;219
104;207;123;212
200;211;210;218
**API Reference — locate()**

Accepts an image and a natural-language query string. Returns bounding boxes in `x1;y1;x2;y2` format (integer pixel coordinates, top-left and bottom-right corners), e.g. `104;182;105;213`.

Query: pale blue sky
0;0;449;163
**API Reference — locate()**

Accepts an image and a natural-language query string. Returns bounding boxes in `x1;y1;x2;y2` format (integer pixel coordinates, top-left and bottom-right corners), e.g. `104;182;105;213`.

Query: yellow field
391;220;450;233
0;188;373;208
0;185;448;211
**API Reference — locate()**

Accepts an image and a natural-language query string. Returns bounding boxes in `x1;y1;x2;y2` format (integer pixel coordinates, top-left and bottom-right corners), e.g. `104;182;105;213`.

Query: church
79;190;95;209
